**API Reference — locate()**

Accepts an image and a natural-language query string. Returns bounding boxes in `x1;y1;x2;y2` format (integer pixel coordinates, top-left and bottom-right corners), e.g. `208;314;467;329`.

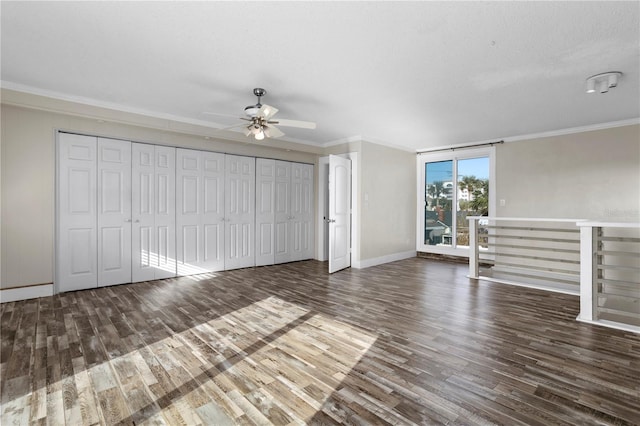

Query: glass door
418;147;494;256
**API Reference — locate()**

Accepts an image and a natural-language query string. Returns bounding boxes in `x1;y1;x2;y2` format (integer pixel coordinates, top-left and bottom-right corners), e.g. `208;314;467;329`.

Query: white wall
1;100;318;289
496;124;640;221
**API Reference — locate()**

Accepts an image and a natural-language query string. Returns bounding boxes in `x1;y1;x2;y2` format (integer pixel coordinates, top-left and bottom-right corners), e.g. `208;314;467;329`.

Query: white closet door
274;161;292;264
176;149;225;275
132;143;156;282
290;163;314;261
225;155;255;270
256;159;276;266
97;138;132;287
154;146;176;279
177;149;201;275
202;151;225;272
57;133;98;292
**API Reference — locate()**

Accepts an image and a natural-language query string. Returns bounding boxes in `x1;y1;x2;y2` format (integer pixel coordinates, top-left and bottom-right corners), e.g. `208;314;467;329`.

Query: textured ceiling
1;1;639;150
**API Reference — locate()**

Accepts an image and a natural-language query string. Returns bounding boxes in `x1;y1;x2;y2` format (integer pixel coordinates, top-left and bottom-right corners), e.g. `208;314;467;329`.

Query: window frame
416;146;496;257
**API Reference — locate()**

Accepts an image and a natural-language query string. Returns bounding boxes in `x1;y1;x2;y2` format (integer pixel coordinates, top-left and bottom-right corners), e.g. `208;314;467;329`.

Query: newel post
469;217;479;279
578;224;598;322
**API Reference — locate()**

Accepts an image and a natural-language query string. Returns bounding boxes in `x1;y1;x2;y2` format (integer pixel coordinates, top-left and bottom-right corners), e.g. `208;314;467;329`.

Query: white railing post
579;224;596;322
469;217;479;279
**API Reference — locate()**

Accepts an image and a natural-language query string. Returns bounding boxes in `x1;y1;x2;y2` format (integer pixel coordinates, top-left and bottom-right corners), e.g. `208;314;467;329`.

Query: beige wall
322;140;416;263
3;89;636;290
0;102;318;289
496;124;640;221
359;141;416;260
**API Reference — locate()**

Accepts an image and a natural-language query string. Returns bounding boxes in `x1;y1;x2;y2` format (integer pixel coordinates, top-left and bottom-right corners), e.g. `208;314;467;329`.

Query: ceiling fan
205;88;316;140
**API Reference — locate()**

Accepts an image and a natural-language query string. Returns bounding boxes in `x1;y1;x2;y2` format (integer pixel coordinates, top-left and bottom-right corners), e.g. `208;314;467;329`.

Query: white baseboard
352;250;416;269
576;315;640;335
0;283;54;303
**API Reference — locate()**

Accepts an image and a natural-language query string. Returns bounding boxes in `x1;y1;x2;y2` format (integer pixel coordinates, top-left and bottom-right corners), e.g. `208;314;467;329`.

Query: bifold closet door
256;159;276;266
274;161;292;264
132;143;176;282
57;133;98;292
176;149;225;275
97;138;132;287
225;155;256;270
290;163;314;261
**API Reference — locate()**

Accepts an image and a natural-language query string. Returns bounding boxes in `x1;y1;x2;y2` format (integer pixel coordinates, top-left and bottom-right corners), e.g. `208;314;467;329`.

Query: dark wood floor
1;258;639;425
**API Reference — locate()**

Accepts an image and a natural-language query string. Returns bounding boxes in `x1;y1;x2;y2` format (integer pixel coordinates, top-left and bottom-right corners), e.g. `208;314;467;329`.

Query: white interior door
97;138;132;286
57;133;98;292
329;155;351;273
274;161;292;264
290;163;314;262
256;159;276;266
225;155;255;270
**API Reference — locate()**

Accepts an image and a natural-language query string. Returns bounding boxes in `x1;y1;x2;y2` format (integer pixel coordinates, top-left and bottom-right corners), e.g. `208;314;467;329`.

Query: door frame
316;152;359;267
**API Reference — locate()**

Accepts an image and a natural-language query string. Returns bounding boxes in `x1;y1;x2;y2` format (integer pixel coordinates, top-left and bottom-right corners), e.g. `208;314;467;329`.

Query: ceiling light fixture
585;72;622;94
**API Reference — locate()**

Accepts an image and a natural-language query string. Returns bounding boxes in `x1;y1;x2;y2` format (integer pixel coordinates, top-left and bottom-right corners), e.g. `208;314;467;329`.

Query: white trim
322;135;362;148
1;82;321;148
323;136;415;153
468;216;587;223
417;118;640;152
577;221;640;228
352;250;416;269
417;146;495;256
315;156;330;261
504;118;640;143
471;275;579;296
576;316;640;335
0;284;54;303
316;152;359;268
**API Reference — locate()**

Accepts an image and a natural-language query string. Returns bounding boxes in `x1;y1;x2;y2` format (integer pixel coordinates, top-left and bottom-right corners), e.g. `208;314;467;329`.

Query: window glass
424;160;453;246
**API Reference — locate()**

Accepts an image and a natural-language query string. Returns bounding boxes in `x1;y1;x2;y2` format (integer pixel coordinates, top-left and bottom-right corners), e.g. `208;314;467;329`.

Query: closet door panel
97;138;132;286
176;149;201;275
176;149;225;274
255;159;275;266
132;143;156;282
155;146;176;279
225;155;255;270
291;163;314;261
274;161;292;264
57;133;98;292
202;152;225;271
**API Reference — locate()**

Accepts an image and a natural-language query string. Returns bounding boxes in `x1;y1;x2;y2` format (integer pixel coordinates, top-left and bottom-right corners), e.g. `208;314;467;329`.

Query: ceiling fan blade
257;104;278;120
264;123;285;138
272;118;316;129
202;111;242;119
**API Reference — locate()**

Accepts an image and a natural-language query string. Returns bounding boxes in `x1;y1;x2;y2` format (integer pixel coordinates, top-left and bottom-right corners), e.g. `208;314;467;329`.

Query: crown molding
503;118;640;143
0;81;324;152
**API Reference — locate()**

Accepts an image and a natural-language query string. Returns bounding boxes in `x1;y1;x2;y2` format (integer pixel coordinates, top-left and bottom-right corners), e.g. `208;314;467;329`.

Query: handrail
468;216;587;222
469;217;639;333
577;221;639;333
577;221;640;228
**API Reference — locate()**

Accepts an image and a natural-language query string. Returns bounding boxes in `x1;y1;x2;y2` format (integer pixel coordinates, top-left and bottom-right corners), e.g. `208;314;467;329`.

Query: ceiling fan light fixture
244;104;260;117
254;130;265;140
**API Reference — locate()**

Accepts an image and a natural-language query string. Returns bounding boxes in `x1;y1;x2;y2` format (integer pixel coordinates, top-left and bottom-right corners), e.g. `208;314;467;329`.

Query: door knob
328;219;336;223
134;220;140;223
125;219;132;222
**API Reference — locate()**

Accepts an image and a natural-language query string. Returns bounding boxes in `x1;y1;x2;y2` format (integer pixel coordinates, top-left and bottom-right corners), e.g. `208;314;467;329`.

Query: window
417;147;495;256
